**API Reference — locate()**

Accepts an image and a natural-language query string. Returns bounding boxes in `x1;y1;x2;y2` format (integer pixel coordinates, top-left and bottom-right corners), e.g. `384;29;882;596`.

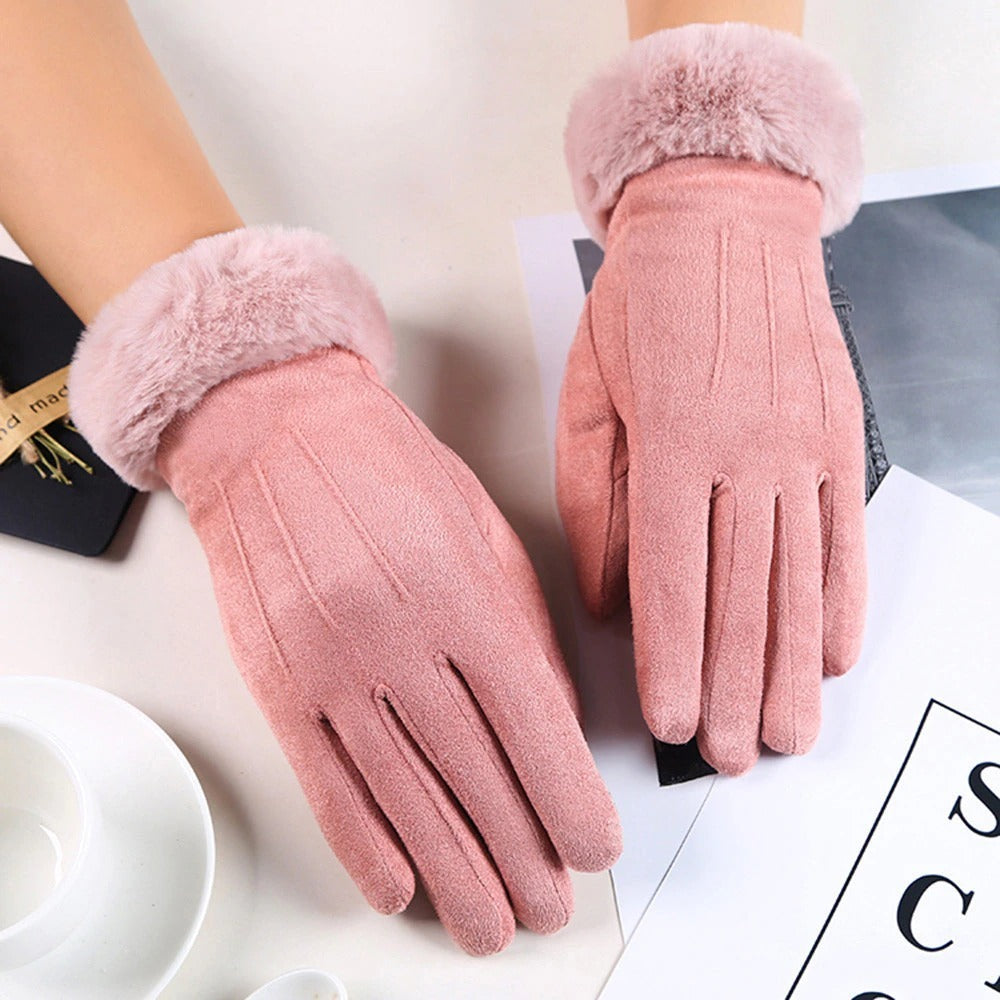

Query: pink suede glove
558;24;868;775
69;226;621;955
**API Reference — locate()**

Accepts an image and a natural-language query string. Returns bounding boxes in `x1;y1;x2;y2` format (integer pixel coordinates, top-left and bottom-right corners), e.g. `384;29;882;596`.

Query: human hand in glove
69;226;621;955
557;23;868;775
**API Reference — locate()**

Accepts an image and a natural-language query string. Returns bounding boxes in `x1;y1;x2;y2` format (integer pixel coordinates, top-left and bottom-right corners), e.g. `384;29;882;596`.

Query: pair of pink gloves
69;24;867;954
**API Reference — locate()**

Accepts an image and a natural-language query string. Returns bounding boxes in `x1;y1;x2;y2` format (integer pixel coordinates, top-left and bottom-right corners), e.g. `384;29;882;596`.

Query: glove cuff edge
68;225;395;490
564;22;864;244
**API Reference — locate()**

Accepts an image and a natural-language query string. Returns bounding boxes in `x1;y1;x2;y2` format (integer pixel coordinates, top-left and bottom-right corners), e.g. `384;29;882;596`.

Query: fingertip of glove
520;895;575;937
645;709;699;747
823;597;867;678
373;892;411;917
697;733;760;777
762;724;820;758
560;812;624;873
453;909;517;957
640;676;700;745
823;636;863;677
369;876;416;916
824;659;854;678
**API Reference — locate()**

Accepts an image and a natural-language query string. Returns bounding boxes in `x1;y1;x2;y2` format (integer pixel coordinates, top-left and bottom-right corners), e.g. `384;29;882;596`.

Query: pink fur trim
565;22;864;243
69;225;395;490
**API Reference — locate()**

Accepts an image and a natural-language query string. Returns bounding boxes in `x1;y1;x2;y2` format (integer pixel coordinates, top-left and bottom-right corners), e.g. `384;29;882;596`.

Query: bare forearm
0;0;242;323
626;0;803;39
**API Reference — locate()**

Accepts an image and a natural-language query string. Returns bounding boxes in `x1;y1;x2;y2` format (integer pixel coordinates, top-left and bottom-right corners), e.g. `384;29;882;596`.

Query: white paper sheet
862;160;1000;203
599;467;1000;999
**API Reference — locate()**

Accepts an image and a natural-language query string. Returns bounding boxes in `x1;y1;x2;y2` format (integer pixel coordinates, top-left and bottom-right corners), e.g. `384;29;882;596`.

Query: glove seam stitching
315;715;413;906
216;479;296;684
290;425;412;601
434;656;574;922
710;225;730;396
799;256;831;431
362;366;555;667
583;291;629;612
599;424;627;611
373;685;511;927
776;491;801;750
762;241;780;411
216;479;411;900
819;472;835;589
703;474;737;733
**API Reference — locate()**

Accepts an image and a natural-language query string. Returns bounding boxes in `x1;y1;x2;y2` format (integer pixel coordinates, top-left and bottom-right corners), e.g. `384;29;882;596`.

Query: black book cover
0;255;135;556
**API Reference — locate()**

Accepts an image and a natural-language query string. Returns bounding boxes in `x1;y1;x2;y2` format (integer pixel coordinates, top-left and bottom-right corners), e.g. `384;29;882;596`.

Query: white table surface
2;2;998;997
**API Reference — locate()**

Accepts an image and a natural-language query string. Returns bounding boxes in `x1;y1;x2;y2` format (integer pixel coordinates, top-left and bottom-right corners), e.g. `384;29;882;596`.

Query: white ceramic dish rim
0;676;215;998
0;713;98;958
246;967;349;1000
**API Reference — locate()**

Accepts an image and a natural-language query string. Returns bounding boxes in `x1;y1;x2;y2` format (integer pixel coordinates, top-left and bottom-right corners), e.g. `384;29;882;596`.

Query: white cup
0;714;104;968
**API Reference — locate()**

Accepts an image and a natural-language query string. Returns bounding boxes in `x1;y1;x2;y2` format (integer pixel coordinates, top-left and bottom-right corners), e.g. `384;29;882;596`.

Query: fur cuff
69;225;394;490
565;22;864;243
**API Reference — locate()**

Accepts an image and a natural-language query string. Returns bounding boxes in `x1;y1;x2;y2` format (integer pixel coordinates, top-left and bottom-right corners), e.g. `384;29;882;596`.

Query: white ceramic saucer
0;676;214;1000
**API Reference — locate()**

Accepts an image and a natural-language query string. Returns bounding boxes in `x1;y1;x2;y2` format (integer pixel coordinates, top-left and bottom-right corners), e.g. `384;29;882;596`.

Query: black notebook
0;255;135;556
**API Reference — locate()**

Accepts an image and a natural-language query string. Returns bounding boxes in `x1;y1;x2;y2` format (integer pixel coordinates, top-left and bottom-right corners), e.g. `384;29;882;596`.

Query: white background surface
1;2;999;997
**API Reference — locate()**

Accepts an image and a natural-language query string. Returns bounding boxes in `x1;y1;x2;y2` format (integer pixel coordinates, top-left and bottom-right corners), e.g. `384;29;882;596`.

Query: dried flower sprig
0;375;93;485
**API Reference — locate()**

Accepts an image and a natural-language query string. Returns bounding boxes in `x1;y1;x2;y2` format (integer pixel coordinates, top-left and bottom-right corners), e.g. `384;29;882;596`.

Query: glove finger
451;613;622;873
761;482;824;756
628;473;711;744
424;431;580;717
344;696;516;956
697;478;774;776
296;714;417;913
387;660;574;935
556;297;629;619
820;470;868;676
201;484;417;915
